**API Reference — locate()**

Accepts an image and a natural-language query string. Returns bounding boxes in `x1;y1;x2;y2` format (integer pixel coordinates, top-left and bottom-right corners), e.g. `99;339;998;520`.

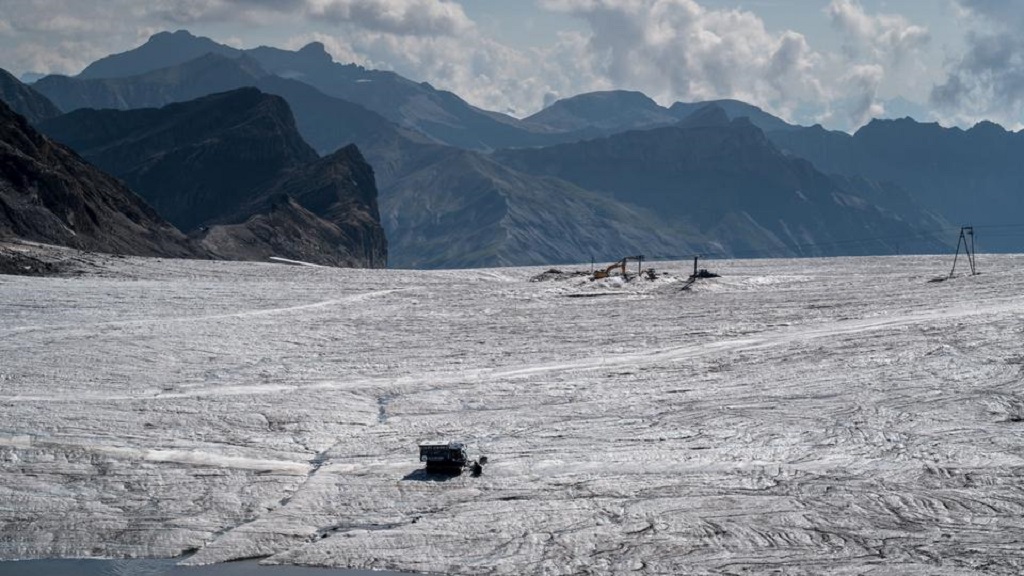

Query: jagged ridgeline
11;28;1024;269
37;88;387;268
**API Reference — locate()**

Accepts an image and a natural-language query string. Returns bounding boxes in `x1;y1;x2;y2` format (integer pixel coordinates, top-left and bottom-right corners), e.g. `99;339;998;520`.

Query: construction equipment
592;255;644;279
418;441;486;476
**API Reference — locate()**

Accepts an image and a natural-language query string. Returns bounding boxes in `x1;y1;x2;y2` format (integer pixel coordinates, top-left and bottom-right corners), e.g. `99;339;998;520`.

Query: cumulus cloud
307;0;473;36
931;0;1024;128
290;29;567;117
0;0;943;130
536;0;826;123
0;0;474;71
844;64;885;126
827;0;929;65
823;0;930;128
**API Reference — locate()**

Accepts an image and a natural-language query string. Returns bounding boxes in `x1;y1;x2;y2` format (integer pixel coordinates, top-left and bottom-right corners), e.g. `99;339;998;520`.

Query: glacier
1;249;1023;575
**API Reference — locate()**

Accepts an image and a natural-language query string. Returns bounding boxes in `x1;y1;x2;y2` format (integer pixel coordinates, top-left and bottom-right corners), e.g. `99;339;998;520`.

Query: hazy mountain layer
34;52;408;157
497;109;949;257
768;119;1024;251
525;91;799;137
35;30;545;151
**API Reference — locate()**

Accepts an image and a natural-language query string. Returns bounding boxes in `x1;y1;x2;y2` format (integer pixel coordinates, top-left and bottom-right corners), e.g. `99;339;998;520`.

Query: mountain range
3;29;1022;269
38;88;386;268
498;107;947;257
767;121;1024;251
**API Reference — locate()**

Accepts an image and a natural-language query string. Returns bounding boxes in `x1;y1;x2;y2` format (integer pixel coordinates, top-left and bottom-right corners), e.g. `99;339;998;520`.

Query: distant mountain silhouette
34;52;270;113
0;68;61;124
78;29;240;79
40;30;549;150
497;109;948;257
39;89;386;267
668;99;799;133
34;29;802;150
33;52;416;156
526;91;799;138
768;118;1024;251
0;100;199;258
525;90;673;134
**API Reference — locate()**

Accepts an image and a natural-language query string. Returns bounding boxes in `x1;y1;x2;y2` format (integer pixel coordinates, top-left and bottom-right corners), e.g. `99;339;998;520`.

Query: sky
0;0;1022;132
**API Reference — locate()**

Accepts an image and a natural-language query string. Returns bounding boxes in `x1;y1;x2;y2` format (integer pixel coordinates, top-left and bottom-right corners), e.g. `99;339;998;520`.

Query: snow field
1;253;1023;574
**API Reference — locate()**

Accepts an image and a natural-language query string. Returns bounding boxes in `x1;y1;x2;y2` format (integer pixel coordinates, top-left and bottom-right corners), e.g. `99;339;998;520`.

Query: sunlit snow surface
2;253;1024;575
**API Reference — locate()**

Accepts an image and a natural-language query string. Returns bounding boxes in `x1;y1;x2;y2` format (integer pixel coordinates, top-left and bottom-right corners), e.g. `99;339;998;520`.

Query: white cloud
824;0;931;128
844;64;885;127
534;0;827;123
931;1;1024;129
307;0;473;36
0;0;476;75
0;0;951;131
826;0;930;66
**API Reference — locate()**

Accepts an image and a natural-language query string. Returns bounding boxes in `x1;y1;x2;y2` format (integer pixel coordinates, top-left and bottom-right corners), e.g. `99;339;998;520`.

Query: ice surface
2;253;1024;574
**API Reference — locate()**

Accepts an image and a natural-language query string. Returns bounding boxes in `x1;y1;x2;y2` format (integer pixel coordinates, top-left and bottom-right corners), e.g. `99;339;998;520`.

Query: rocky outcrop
40;88;318;232
362;137;682;269
0;68;61;124
200;145;387;267
0;100;200;258
39;89;386;268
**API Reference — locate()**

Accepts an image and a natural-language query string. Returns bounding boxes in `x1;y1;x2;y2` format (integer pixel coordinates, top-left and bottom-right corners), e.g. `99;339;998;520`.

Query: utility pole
948;226;978;278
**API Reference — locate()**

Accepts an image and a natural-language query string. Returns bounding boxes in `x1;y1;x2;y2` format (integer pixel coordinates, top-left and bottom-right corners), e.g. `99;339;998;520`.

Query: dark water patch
0;559;425;576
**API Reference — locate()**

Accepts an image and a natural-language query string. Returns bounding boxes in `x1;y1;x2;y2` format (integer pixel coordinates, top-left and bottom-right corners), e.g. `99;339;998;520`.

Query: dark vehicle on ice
418;441;469;473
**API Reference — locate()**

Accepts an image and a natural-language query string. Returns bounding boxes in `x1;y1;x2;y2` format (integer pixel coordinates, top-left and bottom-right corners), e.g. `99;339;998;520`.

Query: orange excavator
592;255;644;279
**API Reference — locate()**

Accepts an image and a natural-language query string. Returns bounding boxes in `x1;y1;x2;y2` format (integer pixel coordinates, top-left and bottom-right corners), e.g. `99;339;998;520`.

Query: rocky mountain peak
0;100;201;258
77;29;239;80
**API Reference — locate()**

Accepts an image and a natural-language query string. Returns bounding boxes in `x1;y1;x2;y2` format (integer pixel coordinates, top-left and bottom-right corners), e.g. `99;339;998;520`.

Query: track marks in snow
486;298;1023;382
0;287;412;335
0;434;310;475
4;296;1018;404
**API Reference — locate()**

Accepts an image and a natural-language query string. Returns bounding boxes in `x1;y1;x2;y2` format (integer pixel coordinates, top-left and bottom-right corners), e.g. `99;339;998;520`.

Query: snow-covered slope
1;251;1023;575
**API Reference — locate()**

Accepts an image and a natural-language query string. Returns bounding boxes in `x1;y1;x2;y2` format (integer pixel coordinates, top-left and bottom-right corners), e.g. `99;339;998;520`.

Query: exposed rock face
201;145;387;267
0;68;61;124
40;88;318;231
496;110;949;258
0;100;199;258
38;89;386;268
363;138;685;269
